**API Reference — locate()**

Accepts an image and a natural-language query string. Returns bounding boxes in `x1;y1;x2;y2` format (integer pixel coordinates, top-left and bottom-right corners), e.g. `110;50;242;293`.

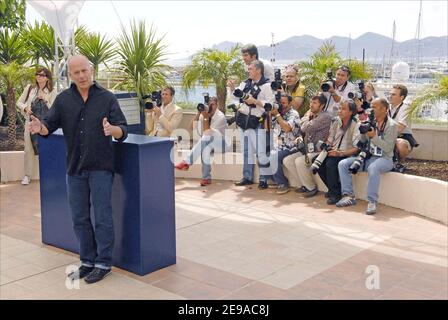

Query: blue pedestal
38;130;176;276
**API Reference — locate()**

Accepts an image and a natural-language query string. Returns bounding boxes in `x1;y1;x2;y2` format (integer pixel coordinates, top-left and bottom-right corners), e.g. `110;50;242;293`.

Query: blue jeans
259;148;294;185
240;128;270;182
338;156;394;202
185;135;225;180
66;170;114;270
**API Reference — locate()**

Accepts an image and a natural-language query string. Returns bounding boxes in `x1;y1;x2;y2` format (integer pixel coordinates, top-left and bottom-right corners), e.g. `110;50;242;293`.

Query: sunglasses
36;73;47;77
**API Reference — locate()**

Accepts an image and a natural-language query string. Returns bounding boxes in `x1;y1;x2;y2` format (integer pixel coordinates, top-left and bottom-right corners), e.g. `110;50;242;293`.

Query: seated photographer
315;101;360;204
388;84;418;173
228;60;275;187
337;98;398;215
258;94;301;194
283;94;332;197
321;65;358;118
145;86;183;137
175;97;227;186
282;65;306;116
354;82;377;121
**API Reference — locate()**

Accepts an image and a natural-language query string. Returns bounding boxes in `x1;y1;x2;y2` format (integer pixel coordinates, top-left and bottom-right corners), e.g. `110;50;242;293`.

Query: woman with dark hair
17;67;57;185
316;100;361;204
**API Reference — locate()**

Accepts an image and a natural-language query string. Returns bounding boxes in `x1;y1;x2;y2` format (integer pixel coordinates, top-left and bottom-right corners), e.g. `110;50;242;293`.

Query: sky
26;0;448;60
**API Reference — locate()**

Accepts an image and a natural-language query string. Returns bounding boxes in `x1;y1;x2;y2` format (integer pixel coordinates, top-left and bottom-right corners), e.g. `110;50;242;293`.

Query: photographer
145;86;183;137
175;97;227;186
388;84;418;173
282;65;306;115
258;94;301;194
228;60;275;187
321;65;358;118
354;81;377;121
316;101;360;204
283;94;332;197
337;98;398;215
17;67;57;185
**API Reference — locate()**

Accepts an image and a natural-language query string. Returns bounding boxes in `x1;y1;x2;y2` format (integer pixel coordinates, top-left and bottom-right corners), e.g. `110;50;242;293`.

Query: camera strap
335;118;352;150
389;102;403;120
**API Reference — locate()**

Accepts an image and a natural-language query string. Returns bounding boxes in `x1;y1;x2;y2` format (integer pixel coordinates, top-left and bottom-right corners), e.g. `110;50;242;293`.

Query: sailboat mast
414;0;423;82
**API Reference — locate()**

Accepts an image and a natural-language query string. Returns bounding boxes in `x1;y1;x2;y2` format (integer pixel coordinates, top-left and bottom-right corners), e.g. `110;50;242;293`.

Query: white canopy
27;0;85;47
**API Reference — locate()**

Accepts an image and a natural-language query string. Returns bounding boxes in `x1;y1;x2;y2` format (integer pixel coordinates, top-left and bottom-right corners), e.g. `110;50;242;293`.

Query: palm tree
0;62;33;148
182;46;246;112
115;20;170;102
408;76;448;118
76;31;116;80
0;28;30;64
22;21;62;69
297;41;373;112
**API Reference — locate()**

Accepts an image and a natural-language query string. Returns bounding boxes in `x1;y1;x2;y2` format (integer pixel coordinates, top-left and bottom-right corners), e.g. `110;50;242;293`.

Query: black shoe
294;186;308;193
258;181;268;190
393;163;406;174
84;267;111;284
67;266;94;280
327;197;341;205
303;188;318;198
234;178;254;186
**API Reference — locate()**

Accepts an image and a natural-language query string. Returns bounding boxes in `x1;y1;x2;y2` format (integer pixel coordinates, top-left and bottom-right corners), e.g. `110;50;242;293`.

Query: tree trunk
6;85;17;148
216;85;227;114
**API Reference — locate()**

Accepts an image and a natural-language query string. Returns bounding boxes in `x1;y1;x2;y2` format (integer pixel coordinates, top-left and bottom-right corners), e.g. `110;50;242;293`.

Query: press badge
307;143;315;153
370;145;383;157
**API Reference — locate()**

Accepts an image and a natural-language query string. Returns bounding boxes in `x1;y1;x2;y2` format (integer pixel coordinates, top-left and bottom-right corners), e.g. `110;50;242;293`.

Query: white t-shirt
389;102;412;135
194;109;227;137
322;81;358;118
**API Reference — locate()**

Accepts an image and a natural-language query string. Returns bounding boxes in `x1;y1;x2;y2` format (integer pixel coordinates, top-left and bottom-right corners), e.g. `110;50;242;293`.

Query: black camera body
289;137;307;155
226;104;238;126
270;69;283;91
197;93;210;112
321;69;335;92
233;85;261;108
359;110;376;134
143;90;162;110
349;141;372;174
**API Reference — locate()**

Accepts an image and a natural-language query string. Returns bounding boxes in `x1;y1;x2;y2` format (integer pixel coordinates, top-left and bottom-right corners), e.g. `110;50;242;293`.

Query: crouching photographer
227;60;274;186
310;101;361;204
144;86;183;137
337;98;398;215
175;95;227;186
257;94;301;193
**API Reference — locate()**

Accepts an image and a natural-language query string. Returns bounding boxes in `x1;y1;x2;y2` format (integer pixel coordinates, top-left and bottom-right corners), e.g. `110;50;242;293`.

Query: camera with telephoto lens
359;109;376;134
356;80;370;110
348;91;363;100
320;69;335;92
233;89;249;101
270;69;283;91
234;85;261;107
349;141;371;174
143;90;162;110
197;92;210;112
310;141;330;174
289;136;307;155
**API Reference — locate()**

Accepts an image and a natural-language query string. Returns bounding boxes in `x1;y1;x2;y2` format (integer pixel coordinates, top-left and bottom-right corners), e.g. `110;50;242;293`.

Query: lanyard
389;103;403;120
335;118;352;149
324;82;348;112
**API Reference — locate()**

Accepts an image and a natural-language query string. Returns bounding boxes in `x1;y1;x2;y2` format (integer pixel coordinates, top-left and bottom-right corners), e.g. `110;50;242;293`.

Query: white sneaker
366;201;377;215
21;176;30;185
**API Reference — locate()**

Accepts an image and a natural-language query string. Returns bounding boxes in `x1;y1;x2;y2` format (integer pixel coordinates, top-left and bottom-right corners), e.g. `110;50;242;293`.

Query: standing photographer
175;96;227;186
228;60;274;187
17;67;57;185
321;65;358;118
282;65;306;115
354;82;377;121
240;44;274;82
316;101;360;204
145;86;183;137
337;98;398;215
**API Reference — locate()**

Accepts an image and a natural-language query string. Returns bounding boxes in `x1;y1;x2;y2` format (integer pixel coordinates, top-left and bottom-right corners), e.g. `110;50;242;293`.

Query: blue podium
38;130;176;276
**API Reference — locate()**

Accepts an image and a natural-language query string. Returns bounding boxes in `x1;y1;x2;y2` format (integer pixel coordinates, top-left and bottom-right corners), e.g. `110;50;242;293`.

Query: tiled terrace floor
1;179;447;300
